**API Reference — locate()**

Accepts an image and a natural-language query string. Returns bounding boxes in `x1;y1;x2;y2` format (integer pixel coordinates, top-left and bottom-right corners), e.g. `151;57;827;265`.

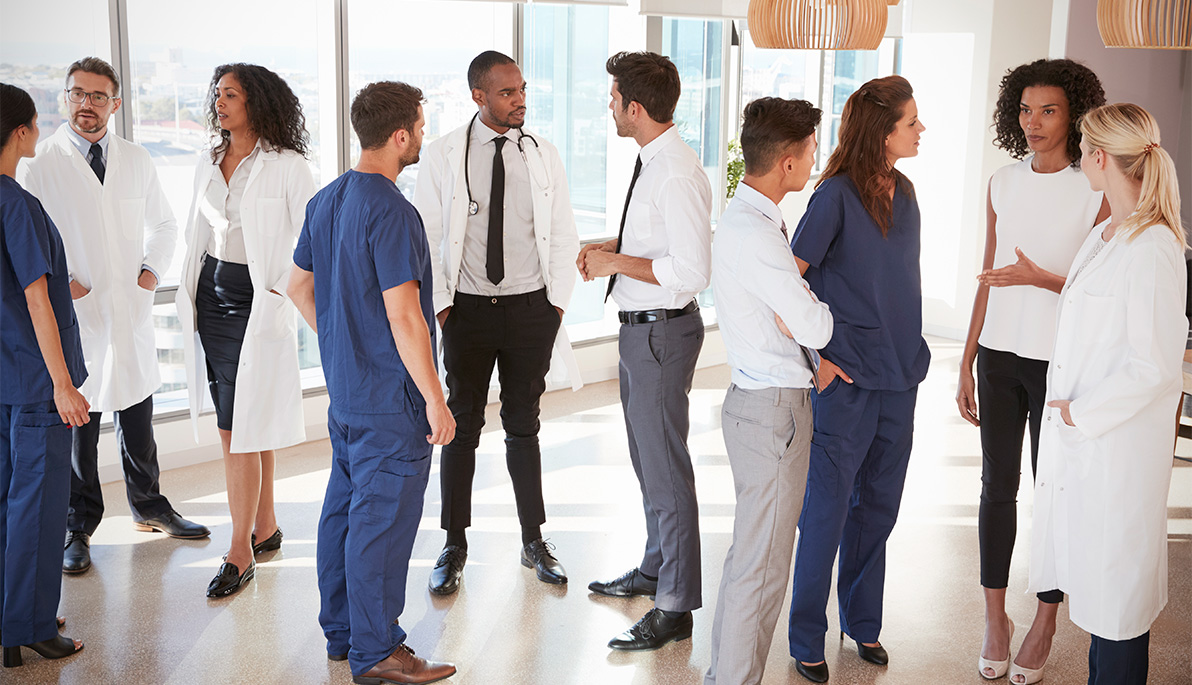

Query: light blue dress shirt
712;182;833;390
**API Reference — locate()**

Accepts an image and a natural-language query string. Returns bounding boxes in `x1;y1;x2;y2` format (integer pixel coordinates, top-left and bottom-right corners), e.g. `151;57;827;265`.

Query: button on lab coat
1029;223;1187;640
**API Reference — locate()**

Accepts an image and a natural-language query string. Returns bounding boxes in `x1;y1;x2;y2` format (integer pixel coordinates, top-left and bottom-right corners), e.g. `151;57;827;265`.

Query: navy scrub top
790;174;930;392
293;170;435;415
0;174;87;405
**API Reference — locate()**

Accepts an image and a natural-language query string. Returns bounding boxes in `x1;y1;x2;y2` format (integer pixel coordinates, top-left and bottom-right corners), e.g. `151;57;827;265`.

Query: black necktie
88;143;105;184
781;222;822;389
605;155;643;302
487;136;507;285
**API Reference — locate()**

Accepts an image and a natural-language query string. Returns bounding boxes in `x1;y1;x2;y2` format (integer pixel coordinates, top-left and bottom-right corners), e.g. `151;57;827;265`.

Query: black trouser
68;394;172;535
1089;631;1149;685
976;346;1061;603
439;289;560;531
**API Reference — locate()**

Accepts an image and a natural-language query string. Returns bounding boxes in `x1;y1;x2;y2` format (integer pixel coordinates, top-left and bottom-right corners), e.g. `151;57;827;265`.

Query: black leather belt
618;300;698;325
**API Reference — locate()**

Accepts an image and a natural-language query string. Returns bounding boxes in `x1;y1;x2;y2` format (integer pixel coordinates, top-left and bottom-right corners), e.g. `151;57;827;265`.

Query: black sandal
3;634;83;667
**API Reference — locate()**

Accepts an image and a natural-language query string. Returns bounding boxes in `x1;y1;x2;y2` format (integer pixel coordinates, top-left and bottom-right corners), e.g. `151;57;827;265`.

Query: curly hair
992;59;1105;168
206;63;309;161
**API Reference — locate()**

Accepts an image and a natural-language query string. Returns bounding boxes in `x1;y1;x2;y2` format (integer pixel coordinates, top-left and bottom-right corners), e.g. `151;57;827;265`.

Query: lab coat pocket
135;284;156;325
254;198;286;237
73;287;102;339
119;197;147;242
14;411;71;475
255;289;294;341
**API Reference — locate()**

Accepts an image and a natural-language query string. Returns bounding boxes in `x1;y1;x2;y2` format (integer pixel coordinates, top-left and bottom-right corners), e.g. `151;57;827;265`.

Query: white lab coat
18;124;177;412
175;147;315;453
413;122;582;390
1029;221;1187;640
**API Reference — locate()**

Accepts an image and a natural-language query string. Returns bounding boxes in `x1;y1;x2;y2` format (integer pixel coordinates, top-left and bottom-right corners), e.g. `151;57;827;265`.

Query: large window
348;0;514;198
5;0;909;412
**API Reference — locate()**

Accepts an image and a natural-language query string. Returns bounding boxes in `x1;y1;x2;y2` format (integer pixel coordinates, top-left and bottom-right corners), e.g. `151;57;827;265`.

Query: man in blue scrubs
288;81;457;685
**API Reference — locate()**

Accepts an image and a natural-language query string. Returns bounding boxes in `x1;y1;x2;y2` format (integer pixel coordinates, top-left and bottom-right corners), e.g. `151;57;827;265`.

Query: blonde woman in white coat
176;64;315;598
1029;103;1187;685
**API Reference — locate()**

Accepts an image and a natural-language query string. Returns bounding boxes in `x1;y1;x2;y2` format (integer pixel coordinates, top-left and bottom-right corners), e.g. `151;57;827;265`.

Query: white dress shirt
713;182;833;389
611;125;712;311
65;125;109;166
457;118;544;297
202;143;261;265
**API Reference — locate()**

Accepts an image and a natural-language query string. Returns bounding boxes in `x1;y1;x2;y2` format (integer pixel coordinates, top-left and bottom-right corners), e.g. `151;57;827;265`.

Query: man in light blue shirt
705;97;832;685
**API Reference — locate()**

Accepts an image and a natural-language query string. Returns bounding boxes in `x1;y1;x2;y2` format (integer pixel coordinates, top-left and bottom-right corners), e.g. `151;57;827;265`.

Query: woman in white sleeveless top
956;59;1108;684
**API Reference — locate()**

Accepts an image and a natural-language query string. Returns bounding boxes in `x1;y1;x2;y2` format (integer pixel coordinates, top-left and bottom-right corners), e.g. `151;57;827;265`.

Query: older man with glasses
19;56;209;577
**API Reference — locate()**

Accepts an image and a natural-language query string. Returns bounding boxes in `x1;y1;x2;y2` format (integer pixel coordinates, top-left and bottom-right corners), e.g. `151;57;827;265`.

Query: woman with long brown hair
784;74;928;683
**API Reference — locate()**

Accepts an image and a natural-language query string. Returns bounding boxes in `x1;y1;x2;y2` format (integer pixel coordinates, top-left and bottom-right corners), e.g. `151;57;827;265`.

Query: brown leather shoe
352;644;456;684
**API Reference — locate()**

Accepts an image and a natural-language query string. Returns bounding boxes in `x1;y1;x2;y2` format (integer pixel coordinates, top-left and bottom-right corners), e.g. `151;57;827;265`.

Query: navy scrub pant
788;381;917;662
316;404;432;676
0;401;71;647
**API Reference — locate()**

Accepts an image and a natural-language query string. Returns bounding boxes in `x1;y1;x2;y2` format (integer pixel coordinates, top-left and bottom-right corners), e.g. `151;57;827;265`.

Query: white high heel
1008;661;1045;685
978;619;1014;680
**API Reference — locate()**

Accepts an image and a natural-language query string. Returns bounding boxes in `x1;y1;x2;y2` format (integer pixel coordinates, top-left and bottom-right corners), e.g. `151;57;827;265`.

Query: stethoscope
464;113;549;216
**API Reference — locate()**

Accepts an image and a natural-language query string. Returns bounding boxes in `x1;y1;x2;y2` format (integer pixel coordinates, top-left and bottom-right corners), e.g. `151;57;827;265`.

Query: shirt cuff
141;264;160;283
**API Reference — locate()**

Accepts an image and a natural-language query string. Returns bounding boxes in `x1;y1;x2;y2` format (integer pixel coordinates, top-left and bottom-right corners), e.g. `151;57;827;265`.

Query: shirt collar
638;124;679;167
65;124;110;160
733;181;785;230
473;116;515;146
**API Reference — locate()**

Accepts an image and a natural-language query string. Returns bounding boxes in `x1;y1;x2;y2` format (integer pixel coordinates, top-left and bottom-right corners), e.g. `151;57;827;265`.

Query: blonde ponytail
1080;103;1187;250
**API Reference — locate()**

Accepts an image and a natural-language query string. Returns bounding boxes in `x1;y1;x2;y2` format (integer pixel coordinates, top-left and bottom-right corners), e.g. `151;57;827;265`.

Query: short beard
72;113;105;135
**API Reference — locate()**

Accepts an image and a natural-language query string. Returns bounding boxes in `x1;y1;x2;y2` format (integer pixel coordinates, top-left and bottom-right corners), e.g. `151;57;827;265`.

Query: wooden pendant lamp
1097;0;1192;49
748;0;889;50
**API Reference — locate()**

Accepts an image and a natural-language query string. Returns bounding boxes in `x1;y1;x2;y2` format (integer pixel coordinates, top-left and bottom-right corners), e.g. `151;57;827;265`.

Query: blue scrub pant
788;382;917;662
316;405;432;676
0;401;71;647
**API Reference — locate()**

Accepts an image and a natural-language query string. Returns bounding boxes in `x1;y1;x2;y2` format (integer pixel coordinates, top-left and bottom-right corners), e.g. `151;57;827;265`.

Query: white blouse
202;142;261;265
979;157;1103;361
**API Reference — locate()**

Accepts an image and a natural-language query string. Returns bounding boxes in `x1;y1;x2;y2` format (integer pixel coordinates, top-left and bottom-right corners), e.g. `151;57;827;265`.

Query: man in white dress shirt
579;51;712;651
19;57;209;576
413;51;580;596
705;97;834;685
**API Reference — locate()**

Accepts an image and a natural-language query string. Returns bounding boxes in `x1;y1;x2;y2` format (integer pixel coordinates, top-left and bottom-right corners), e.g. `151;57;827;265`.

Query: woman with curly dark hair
175;63;316;598
955;58;1108;683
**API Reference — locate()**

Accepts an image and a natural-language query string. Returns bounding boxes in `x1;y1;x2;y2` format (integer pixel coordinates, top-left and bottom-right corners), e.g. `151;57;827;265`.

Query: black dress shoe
206;560;256;598
607;608;692;651
328;651;348;661
251;528;283;554
62;531;91;574
856;641;888;665
428;545;466;596
795;660;829;683
3;634;83;668
135;510;210;539
520;538;567;585
588;568;657;598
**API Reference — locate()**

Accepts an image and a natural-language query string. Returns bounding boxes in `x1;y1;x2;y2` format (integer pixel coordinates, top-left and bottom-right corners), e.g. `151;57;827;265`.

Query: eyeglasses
64;89;116;106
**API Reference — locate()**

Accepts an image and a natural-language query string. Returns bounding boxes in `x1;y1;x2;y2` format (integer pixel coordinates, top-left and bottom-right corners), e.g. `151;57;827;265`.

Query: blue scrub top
294;170;435;415
0;175;87;405
790;174;930;392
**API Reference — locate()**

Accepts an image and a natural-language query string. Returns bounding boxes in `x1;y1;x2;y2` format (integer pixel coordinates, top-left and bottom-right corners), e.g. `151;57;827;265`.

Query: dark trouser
1;401;71;646
68;394;172;534
618;308;704;613
317;403;432;676
976;346;1062;604
788;382;917;662
1088;631;1149;685
439;289;560;531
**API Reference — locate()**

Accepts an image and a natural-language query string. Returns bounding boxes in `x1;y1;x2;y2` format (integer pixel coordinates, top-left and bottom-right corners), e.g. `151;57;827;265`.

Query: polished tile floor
6;337;1190;684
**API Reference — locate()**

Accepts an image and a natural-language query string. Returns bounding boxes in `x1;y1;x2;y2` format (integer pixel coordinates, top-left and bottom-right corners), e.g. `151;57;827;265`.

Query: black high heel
2;634;83;667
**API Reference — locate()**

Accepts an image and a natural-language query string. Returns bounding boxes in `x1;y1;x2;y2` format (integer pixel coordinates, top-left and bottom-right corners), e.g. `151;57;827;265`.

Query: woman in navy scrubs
0;83;90;668
786;75;929;683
